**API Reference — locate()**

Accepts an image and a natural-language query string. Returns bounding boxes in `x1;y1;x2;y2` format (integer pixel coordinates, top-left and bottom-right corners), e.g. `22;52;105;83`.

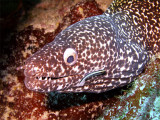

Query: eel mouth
23;69;107;92
34;69;106;82
24;74;83;92
35;75;76;81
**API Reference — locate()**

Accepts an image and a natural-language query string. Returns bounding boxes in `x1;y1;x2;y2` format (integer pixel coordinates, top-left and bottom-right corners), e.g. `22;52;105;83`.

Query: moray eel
18;0;159;93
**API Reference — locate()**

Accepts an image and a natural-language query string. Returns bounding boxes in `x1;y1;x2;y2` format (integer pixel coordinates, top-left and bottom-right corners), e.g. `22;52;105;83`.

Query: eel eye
63;48;78;65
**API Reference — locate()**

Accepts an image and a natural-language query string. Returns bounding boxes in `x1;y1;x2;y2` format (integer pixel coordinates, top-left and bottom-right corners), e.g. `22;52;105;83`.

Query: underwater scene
0;0;160;119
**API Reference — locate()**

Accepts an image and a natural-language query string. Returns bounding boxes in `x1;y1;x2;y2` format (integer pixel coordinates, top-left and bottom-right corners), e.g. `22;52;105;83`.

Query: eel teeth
35;76;68;81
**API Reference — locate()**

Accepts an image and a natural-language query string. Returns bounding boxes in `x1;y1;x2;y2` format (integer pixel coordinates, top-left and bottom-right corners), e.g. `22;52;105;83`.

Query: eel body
18;0;159;93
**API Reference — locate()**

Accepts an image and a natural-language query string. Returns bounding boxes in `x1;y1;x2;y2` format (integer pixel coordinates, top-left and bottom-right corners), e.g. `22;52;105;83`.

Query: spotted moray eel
18;0;159;93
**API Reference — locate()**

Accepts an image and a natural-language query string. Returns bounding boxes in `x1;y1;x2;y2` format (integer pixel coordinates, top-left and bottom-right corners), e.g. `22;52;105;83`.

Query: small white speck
57;85;63;90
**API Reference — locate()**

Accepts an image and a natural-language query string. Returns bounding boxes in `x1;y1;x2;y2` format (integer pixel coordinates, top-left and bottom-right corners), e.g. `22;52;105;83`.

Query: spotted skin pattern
19;0;159;93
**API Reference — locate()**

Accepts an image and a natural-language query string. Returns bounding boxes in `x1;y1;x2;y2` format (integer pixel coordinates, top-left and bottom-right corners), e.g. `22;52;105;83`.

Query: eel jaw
24;74;83;92
23;70;107;93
